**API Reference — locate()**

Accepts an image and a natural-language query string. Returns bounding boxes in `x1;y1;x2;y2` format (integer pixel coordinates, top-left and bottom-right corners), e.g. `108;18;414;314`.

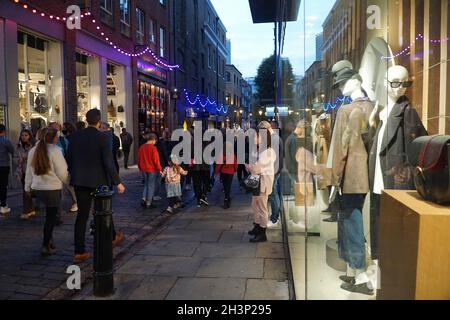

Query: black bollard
92;186;115;297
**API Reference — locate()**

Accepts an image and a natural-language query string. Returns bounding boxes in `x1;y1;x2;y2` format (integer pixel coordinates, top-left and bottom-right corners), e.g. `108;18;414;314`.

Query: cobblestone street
0;168;289;300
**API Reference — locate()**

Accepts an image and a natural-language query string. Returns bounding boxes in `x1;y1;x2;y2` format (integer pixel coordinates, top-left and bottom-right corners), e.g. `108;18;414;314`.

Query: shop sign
137;60;167;82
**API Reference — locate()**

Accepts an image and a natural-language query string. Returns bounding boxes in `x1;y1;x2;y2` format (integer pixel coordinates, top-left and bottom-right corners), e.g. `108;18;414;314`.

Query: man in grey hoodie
0;124;14;216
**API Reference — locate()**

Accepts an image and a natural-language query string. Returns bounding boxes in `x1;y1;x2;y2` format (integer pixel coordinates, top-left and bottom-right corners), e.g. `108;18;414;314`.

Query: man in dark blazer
67;109;126;263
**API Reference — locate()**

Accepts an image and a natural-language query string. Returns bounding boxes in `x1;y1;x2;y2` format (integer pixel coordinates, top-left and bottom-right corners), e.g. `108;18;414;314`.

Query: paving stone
83;274;146;300
117;255;203;277
186;220;233;231
128;276;177;300
196;258;264;278
256;243;285;259
218;230;246;243
15;284;51;296
166;278;246;300
193;243;256;258
264;259;288;280
137;241;200;257
155;229;222;243
0;290;12;299
7;293;41;300
244;279;289;300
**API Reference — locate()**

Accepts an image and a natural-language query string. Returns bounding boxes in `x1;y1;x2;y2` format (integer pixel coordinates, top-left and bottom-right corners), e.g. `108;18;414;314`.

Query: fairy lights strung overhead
184;89;229;114
322;96;352;112
10;0;180;70
382;34;450;60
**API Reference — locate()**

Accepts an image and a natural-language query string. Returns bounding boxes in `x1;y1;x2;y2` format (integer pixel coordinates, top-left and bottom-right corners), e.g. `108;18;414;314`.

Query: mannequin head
385;65;411;102
341;77;364;99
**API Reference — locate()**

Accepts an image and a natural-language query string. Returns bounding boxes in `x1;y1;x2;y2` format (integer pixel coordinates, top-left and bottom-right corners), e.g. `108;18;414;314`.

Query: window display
18;31;63;134
137;79;167;136
106;62;127;137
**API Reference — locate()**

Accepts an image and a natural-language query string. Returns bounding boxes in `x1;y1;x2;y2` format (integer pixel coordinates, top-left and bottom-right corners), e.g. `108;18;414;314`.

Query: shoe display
340;282;374;296
73;252;92;263
339;275;356;284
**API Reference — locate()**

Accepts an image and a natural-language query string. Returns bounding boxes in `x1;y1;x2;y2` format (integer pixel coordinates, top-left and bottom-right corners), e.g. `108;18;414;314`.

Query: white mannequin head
340;78;364;100
385;65;410;102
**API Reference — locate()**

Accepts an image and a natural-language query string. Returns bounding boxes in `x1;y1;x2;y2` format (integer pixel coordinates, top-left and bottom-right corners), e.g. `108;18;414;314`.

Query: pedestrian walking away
214;142;238;209
120;128;133;169
67;109;126;264
0;124;14;217
24;128;69;256
138;133;162;209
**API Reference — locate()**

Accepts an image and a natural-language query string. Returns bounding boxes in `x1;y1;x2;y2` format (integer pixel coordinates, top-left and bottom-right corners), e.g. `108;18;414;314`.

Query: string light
10;0;180;70
382;34;449;60
322;96;352;112
183;89;229;114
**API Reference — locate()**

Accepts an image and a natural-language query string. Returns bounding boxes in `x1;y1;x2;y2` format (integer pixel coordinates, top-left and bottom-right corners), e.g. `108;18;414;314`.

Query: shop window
136;8;145;45
100;0;113;26
106;62;126;135
120;0;131;37
18;31;63;134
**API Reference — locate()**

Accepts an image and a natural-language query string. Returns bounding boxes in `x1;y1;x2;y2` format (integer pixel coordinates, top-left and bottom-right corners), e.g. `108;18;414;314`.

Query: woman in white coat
246;122;276;243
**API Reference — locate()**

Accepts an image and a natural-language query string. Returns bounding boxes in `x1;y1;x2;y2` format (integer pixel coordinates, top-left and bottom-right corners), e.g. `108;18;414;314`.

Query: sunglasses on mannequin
386;79;413;89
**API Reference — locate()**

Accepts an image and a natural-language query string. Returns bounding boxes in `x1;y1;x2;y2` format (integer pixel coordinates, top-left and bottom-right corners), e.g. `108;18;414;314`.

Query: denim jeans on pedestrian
143;172;158;204
269;174;282;223
154;172;162;198
337;194;367;270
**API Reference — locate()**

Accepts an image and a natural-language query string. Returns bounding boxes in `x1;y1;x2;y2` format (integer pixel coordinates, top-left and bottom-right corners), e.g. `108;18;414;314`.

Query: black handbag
243;174;260;194
408;135;450;205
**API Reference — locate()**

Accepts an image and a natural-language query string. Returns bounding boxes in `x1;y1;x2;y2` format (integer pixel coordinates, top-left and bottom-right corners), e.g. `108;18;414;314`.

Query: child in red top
138;133;162;208
214;143;238;209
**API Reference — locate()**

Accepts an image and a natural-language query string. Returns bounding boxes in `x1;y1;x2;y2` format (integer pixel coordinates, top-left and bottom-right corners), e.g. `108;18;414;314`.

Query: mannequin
328;68;374;295
368;65;427;260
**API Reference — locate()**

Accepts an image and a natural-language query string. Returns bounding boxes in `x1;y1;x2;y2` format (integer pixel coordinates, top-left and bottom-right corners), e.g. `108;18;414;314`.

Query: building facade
0;0;175;161
303;60;325;111
172;0;228;129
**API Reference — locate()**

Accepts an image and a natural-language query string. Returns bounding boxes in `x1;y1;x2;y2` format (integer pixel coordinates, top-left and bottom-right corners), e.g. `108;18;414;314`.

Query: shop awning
248;0;301;23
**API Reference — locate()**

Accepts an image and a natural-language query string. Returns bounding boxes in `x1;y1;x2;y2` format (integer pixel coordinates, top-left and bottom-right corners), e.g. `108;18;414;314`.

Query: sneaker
69;203;78;213
153;196;162;201
267;221;280;229
20;211;36;220
340;282;374;296
166;207;174;214
0;206;11;215
74;252;92;264
173;202;181;209
200;198;209;206
339;275;356;284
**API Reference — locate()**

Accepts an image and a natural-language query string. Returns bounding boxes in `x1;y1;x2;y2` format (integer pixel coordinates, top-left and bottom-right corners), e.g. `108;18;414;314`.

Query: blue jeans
154;172;162;197
143;172;158;204
269;174;282;223
338;194;366;270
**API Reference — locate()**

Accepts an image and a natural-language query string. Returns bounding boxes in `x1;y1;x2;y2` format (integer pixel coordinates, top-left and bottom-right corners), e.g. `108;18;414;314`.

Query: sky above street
210;0;336;78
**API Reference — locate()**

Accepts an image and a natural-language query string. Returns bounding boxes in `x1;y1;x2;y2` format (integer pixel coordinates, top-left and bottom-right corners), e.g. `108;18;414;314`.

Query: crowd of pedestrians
0;114;285;262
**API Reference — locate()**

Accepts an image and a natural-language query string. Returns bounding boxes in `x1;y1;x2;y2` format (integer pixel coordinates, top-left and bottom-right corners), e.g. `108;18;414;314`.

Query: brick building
0;0;175;164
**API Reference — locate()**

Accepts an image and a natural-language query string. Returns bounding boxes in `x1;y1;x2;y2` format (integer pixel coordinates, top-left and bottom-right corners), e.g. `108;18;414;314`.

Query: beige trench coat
329;99;374;194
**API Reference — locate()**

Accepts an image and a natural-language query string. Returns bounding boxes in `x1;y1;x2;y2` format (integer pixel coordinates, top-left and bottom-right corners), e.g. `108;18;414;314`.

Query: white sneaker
20;211;36;220
153;196;162;201
267;221;280;229
288;220;306;232
0;207;11;215
70;203;78;213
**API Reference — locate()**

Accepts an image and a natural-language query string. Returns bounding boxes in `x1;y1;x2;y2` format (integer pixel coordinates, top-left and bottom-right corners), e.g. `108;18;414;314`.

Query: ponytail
32;128;57;176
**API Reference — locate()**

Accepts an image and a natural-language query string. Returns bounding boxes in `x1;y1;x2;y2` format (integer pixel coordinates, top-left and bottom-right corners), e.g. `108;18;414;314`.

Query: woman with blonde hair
25;128;68;256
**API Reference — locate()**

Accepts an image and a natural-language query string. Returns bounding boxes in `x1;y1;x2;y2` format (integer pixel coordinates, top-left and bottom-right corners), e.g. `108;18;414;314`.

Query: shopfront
254;0;450;300
137;59;169;136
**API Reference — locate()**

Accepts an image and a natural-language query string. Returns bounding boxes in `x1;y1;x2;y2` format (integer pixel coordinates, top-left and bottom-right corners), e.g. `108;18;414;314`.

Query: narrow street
0;168;289;300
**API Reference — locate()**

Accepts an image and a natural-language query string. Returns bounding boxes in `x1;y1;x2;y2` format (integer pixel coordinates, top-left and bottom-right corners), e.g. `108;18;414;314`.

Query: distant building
315;33;323;61
226;39;231;64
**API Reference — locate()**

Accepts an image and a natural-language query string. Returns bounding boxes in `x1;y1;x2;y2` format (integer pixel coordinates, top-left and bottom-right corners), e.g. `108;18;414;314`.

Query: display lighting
183;89;229;114
322;96;352;112
382;34;449;60
10;0;180;70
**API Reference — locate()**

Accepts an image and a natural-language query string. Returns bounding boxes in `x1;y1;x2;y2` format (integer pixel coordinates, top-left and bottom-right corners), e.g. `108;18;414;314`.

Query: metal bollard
91;186;115;297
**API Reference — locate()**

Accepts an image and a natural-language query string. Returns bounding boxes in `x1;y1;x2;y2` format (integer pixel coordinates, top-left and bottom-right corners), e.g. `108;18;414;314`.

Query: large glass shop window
76;51;94;121
137;79;167;135
279;0;448;300
17;31;63;134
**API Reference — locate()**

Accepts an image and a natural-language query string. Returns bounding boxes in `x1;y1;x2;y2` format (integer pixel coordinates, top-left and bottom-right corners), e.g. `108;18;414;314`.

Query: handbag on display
408;135;450;205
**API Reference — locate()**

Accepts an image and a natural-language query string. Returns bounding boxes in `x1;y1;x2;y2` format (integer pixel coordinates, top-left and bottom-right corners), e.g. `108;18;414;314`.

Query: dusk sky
210;0;336;78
